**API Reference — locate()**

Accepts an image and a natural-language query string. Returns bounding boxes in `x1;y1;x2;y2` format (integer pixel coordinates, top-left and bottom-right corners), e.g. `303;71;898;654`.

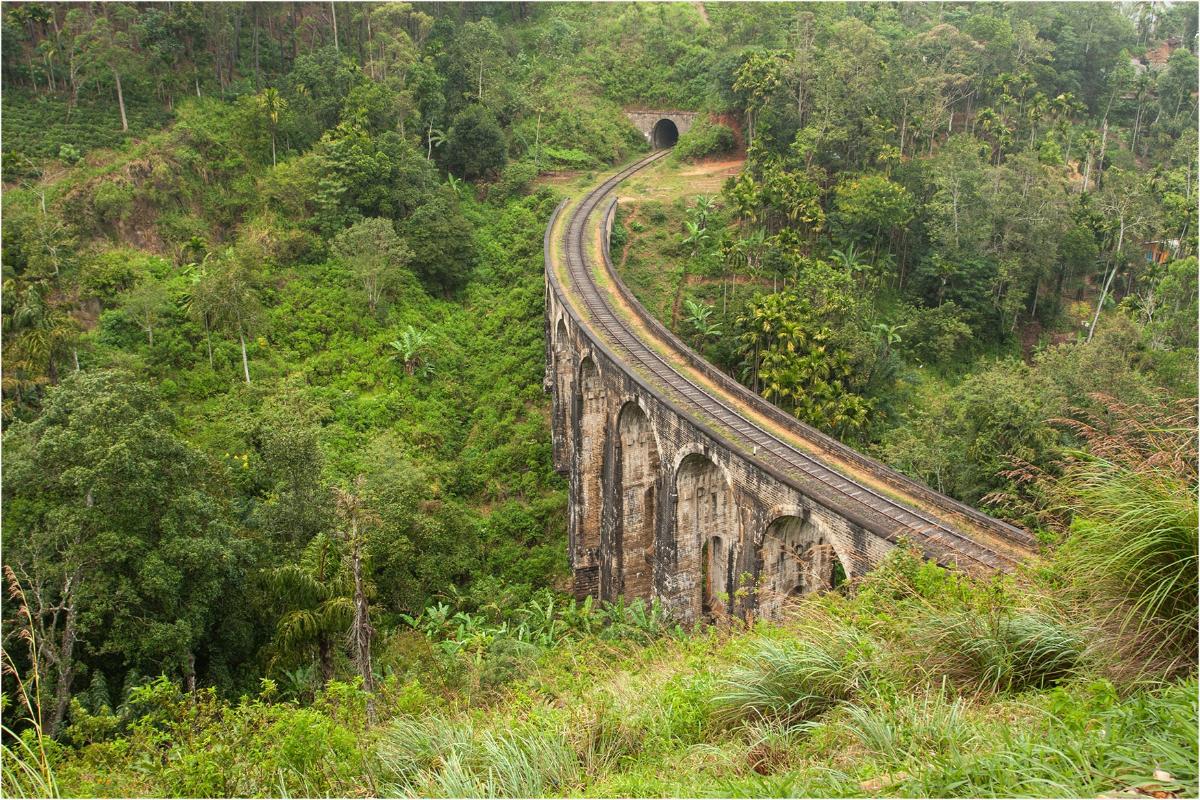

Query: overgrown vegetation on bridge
1;2;1195;796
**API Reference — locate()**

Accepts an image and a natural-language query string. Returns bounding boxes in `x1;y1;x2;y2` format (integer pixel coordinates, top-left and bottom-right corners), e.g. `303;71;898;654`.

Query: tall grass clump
1055;463;1198;674
1;568;59;799
841;691;977;764
920;609;1087;694
894;679;1199;798
1050;395;1198;677
710;625;875;727
377;713;580;797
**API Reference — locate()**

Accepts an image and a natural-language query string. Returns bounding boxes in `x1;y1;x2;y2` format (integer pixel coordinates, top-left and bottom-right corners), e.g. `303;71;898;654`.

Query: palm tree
256;87;287;166
268;533;353;688
4;277;78;395
426;123;447;160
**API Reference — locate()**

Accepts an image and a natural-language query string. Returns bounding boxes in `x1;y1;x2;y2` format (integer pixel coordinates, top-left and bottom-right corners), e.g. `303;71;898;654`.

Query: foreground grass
15;549;1196;799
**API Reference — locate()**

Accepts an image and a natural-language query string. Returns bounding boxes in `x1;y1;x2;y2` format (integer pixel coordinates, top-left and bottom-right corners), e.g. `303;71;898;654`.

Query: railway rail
549;149;1037;574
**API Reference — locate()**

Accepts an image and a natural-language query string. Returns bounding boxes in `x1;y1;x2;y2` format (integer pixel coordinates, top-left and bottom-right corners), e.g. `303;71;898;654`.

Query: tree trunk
318;635;334;686
271;132;276;167
1096;119;1109;187
203;317;214;367
1088;218;1125;343
238;324;251;384
114;70;128;132
330;2;339;51
349;519;375;723
49;597;78;736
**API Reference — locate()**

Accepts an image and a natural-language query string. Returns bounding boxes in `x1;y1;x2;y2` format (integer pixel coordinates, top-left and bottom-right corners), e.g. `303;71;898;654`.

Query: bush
492;159;539;200
672;117;736;162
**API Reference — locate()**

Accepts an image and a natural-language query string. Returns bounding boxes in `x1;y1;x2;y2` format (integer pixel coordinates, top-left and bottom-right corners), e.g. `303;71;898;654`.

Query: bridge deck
547;151;1038;574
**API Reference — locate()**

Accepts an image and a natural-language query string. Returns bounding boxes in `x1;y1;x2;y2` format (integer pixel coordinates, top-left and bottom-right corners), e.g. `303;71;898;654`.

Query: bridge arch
757;510;848;618
615;400;660;601
675;452;738;621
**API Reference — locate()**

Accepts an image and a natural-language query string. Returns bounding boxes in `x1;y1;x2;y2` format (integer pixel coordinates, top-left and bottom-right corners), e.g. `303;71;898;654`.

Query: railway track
551;149;1037;573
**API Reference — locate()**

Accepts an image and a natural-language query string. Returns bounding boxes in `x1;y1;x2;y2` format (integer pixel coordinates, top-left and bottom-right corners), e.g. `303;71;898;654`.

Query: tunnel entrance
651;118;679;148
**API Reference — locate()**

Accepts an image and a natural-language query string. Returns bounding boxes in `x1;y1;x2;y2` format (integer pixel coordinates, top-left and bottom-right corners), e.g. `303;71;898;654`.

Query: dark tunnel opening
652;118;679;148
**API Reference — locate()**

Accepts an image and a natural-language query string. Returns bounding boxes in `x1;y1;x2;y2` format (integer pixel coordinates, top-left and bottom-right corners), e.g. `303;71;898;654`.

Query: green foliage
736;282;875;438
400;190;477;295
330;217;414;316
2;7;1196;794
672;117;736;163
444;104;507;181
831;173;914;247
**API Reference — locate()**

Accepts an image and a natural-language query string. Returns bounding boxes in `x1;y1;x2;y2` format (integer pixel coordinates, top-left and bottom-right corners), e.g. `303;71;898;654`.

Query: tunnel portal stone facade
626;110;699;148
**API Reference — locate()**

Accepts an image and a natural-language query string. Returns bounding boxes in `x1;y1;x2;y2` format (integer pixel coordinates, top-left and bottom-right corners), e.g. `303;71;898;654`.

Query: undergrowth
10;547;1194;798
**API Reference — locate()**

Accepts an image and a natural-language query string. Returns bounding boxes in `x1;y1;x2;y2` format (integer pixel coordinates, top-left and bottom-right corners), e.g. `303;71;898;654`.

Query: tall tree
77;4;143;132
3;370;239;731
330;218;413;317
1088;170;1155;342
192;249;261;384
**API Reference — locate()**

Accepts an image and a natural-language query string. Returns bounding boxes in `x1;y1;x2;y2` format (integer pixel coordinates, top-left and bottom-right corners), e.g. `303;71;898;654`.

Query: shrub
92;180;135;226
541;145;598;170
492;159;539;201
672;117;736;162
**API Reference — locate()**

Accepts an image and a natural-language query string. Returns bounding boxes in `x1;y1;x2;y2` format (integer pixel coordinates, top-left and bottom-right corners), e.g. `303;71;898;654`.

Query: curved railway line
547;149;1037;574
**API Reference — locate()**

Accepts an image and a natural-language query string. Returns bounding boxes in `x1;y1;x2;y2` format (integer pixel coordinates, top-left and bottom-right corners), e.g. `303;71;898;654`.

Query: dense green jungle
1;2;1197;797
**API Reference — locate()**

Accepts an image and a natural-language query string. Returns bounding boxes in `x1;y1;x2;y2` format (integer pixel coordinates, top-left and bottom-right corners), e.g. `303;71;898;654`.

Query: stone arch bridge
544;150;1036;625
